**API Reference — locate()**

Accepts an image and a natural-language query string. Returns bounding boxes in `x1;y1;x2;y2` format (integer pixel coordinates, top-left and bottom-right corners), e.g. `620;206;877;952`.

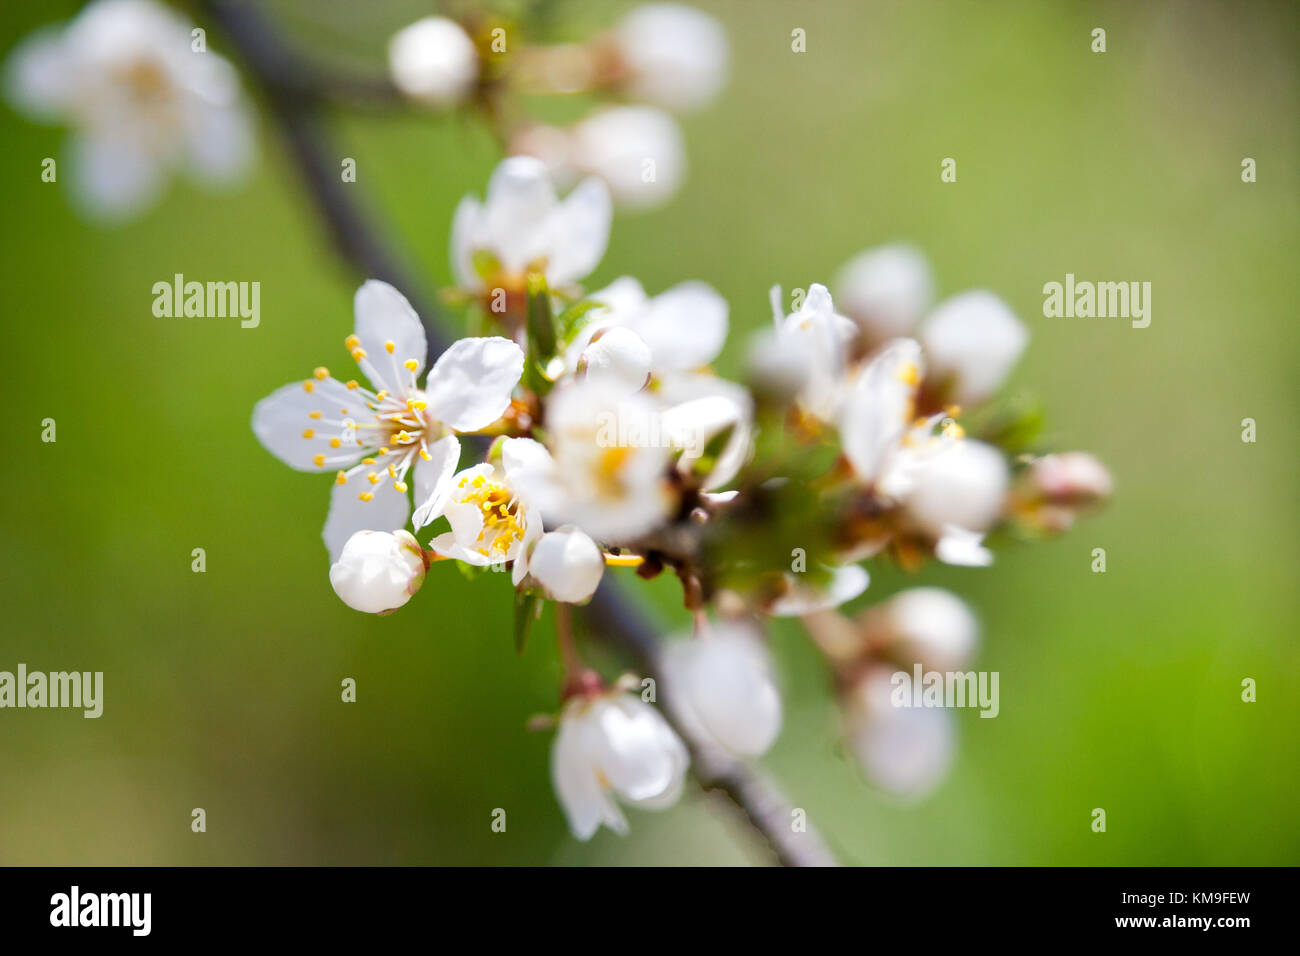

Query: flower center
458;474;525;558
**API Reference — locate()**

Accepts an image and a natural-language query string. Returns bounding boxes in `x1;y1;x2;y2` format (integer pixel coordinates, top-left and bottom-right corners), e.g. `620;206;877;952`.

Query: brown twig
203;0;838;867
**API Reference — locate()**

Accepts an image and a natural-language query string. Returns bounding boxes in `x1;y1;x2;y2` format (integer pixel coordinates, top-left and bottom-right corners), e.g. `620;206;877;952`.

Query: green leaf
556;299;604;345
513;590;541;655
525;273;557;357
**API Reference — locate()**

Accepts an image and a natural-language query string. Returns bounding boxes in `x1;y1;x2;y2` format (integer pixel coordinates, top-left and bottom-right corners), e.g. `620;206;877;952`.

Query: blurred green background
1;0;1296;865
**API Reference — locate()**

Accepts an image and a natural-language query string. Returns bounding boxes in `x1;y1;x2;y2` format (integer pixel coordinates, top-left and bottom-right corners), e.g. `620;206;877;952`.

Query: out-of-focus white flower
769;283;858;422
329;529;426;614
838;338;923;484
527;525;605;603
450;156;611;293
251;280;525;560
577;326;653;393
844;664;954;800
612;3;729;113
745;326;813;403
3;0;254;221
572;276;729;376
664;621;781;756
426;438;545;583
834;244;935;341
568;106;685;209
550;691;688;839
768;564;870;617
659;374;753;490
514;379;675;544
880;588;978;671
1025;452;1113;503
919;291;1027;406
900;438;1008;542
387;16;478;107
933;526;993;567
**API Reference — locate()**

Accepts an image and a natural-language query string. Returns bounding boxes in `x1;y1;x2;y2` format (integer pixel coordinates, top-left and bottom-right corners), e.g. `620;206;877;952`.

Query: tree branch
204;0;837;867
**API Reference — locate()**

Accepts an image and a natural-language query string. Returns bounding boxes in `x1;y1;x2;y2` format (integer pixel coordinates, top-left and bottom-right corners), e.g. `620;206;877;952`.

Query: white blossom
550;691;688;839
450;156;611;293
664;622;781;756
329;529;426;614
845;664;955;800
567;106;685;209
919;291;1027;406
769;283;857;422
900;438;1009;542
577;326;654;393
3;0;253;221
613;3;729;113
834;243;935;341
387;17;478;107
527;526;605;604
881;588;978;671
251;280;525;560
768;564;870;617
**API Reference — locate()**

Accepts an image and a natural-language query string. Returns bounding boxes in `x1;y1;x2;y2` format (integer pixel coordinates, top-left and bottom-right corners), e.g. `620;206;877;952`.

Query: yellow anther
387;465;398;478
312;454;325;467
395;431;413;444
345;380;359;391
335;471;347;485
351;348;367;362
313;367;329;381
420;448;432;461
302;381;315;393
393;481;408;493
359;492;374;502
368;473;380;485
376;390;388;401
378;447;389;456
302;428;315;439
362;458;377;466
472;475;486;488
308;411;322;420
384;340;395;354
898;362;920;387
403;359;418;372
345;334;360;350
945;404;962;418
330;438;342;449
407;399;427;411
941;420;966;440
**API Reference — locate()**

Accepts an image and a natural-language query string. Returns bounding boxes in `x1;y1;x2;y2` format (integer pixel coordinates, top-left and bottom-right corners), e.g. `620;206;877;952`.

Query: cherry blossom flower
329;530;427;614
4;0;254;221
252;280;524;560
611;3;729;113
387;17;478;107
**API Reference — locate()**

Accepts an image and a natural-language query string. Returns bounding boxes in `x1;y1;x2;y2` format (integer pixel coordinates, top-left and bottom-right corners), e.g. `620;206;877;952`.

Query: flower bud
878;587;978;672
613;4;729;112
329;530;426;614
919;291;1027;406
388;17;478;106
1013;452;1113;533
528;526;605;603
833;243;934;341
844;664;954;800
578;326;653;392
570;106;685;209
903;439;1008;539
665;623;782;756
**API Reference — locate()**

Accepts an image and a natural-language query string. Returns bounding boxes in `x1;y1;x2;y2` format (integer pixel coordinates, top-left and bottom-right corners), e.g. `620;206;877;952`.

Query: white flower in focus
664;622;781;756
388;17;478;107
569;106;685;209
550;691;688;839
4;0;254;221
527;525;605;603
514;379;675;544
770;283;858;421
612;3;729;112
573;276;729;376
426;438;546;583
768;564;870;617
882;588;978;672
834;244;935;341
450;156;611;294
845;665;955;801
251;280;525;560
901;438;1009;542
919;291;1027;406
329;529;426;614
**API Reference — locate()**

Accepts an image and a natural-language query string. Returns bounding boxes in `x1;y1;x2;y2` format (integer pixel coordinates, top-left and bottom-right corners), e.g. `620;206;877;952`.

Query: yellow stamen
603;553;645;568
345;334;360;350
367;473;380;485
302;381;315;393
403;359;418;372
359;492;373;502
394;481;408;493
302;428;315;439
898;362;920;387
312;454;325;467
345;380;359;391
351;348;367;362
308;411;322;420
330;438;342;449
335;471;347;485
313;367;329;381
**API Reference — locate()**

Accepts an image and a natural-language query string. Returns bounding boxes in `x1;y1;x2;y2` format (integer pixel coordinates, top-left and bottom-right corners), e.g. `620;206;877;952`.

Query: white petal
3;26;74;121
322;472;411;562
423;336;524;432
354;280;427;389
887;588;979;671
935;527;994;567
182;100;254;183
634;281;728;371
484;156;558;271
545;177;612;287
592;696;688;806
671;625;781;756
769;564;870;617
449;195;483;289
616;3;729;112
252;381;364;472
903;439;1008;537
833;243;934;339
501;436;551;480
551;709;628;840
920;291;1027;405
839;338;922;482
411;434;460;530
68;132;165;221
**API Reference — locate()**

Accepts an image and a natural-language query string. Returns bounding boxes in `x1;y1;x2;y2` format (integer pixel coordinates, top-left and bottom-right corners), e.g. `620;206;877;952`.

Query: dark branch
204;0;838;867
